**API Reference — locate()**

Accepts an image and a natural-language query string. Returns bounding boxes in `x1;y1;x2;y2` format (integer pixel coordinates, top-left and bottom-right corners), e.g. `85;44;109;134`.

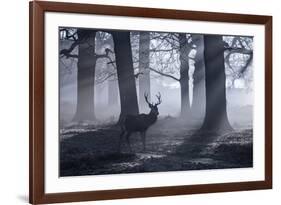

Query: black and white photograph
59;28;254;177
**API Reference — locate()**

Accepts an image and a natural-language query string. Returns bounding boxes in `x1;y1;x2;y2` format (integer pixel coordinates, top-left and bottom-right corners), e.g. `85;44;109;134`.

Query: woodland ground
59;117;253;176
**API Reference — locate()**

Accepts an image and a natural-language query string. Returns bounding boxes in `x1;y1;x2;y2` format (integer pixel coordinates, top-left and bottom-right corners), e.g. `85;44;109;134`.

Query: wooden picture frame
29;1;272;204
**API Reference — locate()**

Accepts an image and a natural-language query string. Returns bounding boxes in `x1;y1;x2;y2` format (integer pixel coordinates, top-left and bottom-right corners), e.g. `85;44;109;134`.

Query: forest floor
60;117;253;176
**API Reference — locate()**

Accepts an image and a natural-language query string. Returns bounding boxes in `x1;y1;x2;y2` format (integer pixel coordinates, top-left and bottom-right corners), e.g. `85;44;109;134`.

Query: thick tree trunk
178;33;191;117
111;31;139;121
191;34;206;120
201;35;233;132
179;78;190;116
73;29;97;122
138;32;151;112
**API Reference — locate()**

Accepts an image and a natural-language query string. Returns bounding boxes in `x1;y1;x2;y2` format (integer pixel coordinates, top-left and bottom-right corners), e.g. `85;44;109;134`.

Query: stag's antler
155;92;162;106
144;92;153;107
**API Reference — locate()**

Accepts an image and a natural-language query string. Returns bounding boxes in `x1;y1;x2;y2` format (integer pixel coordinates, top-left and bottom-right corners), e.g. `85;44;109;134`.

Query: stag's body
123;113;157;132
119;93;162;152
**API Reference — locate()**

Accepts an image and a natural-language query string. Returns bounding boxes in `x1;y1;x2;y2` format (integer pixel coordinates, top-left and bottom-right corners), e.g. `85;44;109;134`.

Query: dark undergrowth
60;118;253;176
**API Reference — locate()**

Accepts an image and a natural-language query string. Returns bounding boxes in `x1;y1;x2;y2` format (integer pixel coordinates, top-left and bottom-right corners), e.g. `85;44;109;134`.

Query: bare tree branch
225;47;253;72
148;67;180;81
149;48;176;53
60;40;79;58
95;72;117;84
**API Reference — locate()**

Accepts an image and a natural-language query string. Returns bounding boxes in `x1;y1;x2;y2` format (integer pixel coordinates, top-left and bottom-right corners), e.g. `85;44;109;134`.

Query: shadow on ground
60;118;253;176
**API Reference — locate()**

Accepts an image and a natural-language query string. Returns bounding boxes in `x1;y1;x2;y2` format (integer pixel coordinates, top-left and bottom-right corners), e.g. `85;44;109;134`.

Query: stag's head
144;92;162;116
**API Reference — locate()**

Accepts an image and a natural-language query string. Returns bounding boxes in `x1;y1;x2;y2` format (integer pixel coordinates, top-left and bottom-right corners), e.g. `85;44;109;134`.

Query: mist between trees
59;28;253;132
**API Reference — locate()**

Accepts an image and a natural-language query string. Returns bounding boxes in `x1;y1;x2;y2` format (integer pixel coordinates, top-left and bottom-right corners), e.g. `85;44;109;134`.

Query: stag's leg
141;132;146;151
125;132;132;152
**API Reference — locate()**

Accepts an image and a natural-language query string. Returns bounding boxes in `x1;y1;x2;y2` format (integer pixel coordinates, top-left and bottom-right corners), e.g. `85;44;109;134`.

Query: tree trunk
179;78;190;116
111;31;139;121
201;35;233;132
138;32;151;112
73;29;97;122
178;33;191;117
191;34;206;120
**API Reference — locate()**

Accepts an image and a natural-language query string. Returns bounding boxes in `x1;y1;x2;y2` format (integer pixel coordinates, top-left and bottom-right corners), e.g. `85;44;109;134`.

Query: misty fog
59;29;254;177
59;33;253;128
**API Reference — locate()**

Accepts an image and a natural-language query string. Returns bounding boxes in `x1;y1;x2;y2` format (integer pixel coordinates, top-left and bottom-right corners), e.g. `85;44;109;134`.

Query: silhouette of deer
119;92;162;152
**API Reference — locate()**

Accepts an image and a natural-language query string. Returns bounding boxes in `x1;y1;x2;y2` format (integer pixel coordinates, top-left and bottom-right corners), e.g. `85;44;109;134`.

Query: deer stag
119;92;162;152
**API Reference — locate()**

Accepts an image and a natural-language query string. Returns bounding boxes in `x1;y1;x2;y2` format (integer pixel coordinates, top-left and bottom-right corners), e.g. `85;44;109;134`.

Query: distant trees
59;29;97;122
138;31;151;111
59;27;253;133
224;36;253;90
148;32;194;118
191;34;205;120
94;32;119;108
60;29;117;123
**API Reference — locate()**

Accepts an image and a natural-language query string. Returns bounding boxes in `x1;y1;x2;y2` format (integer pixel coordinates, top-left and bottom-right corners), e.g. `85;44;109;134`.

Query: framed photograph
29;1;272;204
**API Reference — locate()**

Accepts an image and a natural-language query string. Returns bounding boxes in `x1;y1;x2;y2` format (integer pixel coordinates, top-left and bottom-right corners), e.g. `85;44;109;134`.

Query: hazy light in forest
162;81;180;89
234;79;245;89
59;30;253;127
